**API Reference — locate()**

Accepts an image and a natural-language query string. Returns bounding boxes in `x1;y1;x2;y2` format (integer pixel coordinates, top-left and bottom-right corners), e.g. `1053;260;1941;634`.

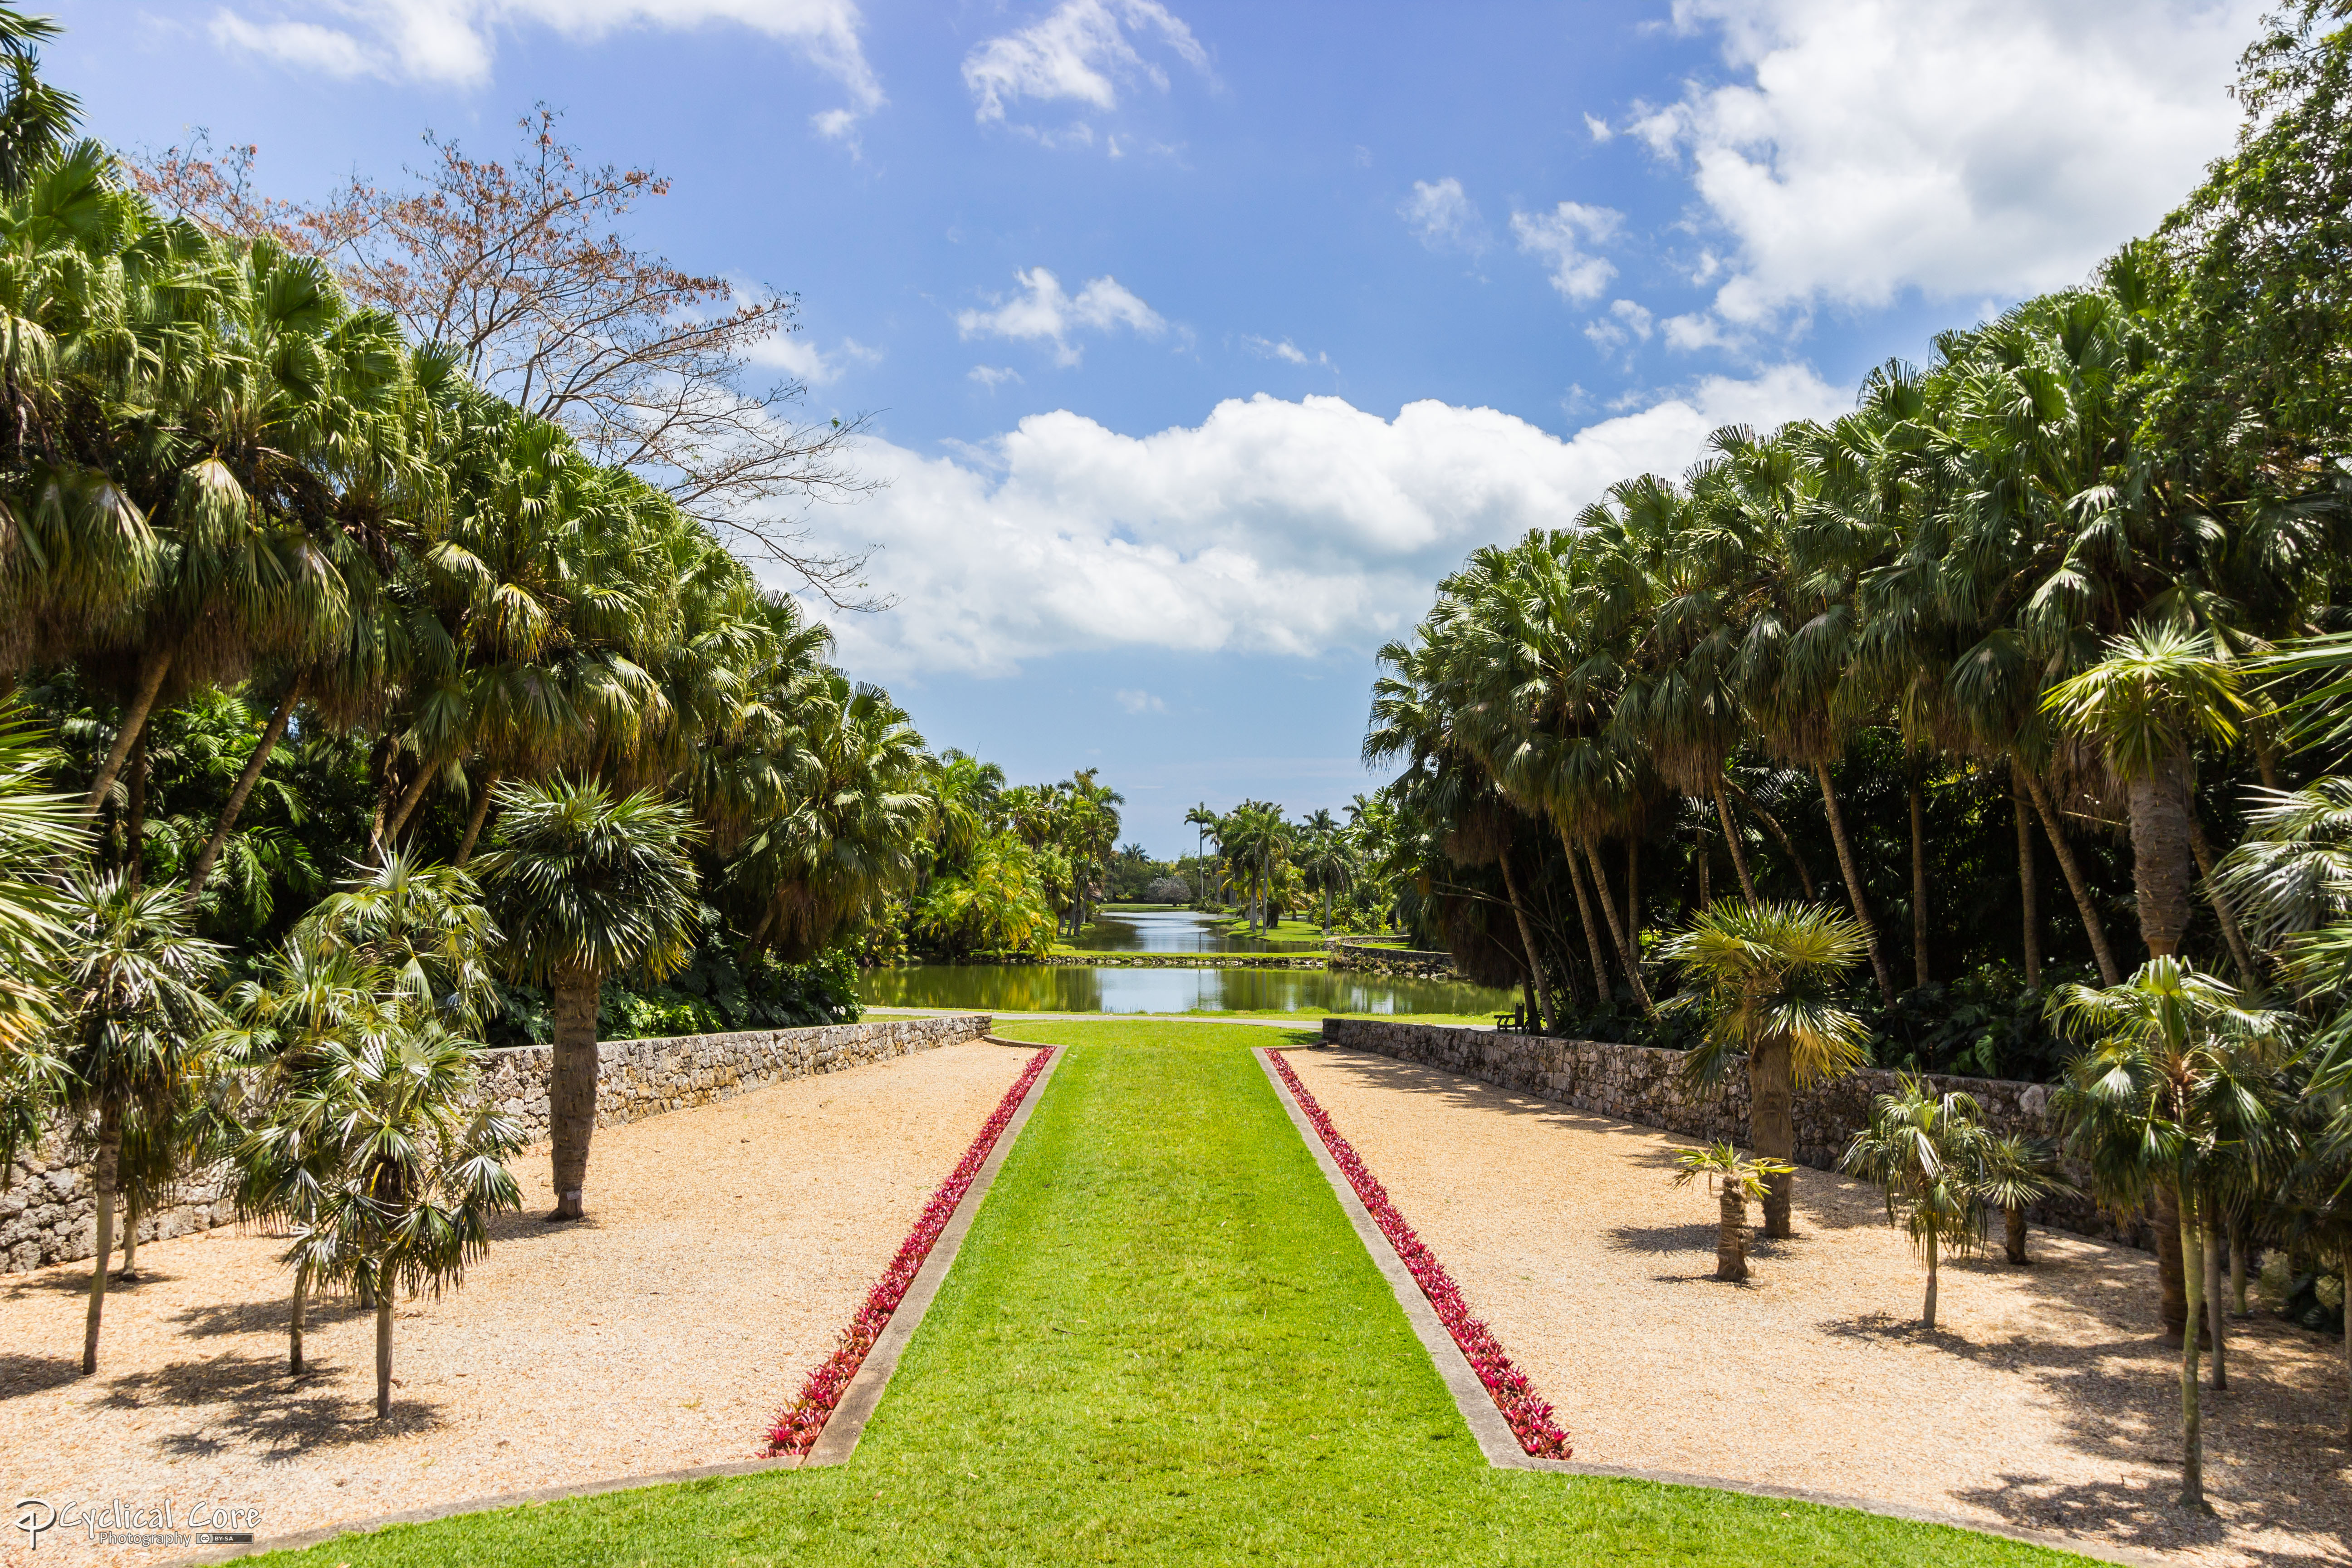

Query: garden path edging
165;1037;1061;1567
799;1037;1063;1467
1254;1045;2165;1568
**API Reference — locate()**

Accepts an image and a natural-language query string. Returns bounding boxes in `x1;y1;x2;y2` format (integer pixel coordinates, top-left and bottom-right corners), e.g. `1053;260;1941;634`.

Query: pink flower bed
764;1045;1055;1457
1268;1049;1572;1460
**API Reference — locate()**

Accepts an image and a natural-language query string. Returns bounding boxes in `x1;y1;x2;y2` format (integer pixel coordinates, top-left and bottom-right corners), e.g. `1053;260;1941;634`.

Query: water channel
858;906;1516;1017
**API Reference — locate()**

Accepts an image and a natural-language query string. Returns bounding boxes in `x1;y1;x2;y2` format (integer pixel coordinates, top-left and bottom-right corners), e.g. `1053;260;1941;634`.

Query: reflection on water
859;961;1512;1016
1072;907;1330;954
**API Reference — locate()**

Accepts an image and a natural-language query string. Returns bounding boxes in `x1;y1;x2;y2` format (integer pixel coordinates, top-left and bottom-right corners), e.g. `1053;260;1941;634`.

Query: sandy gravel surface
0;1040;1033;1565
1281;1046;2350;1568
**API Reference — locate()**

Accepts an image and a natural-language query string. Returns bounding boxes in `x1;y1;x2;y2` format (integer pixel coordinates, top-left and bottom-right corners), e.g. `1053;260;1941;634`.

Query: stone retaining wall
0;1013;993;1275
1319;1018;2137;1247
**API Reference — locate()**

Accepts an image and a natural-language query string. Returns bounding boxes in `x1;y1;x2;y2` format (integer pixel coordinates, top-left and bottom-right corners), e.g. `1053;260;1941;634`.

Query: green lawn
259;1020;2089;1566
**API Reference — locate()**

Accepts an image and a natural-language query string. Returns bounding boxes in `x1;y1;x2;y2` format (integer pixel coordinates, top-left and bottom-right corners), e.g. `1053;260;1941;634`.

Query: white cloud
1583;299;1655;354
742;323;880;386
956;268;1166;367
794;369;1849;677
1115;688;1166;714
1241;335;1330;369
1583;113;1614;143
969;364;1024;389
211;1;883;128
1400;176;1485;254
963;0;1208;133
1511;201;1622;301
1638;0;2259;327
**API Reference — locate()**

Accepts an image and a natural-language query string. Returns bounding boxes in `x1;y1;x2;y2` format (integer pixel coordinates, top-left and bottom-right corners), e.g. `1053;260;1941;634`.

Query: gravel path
0;1040;1032;1565
1281;1046;2350;1568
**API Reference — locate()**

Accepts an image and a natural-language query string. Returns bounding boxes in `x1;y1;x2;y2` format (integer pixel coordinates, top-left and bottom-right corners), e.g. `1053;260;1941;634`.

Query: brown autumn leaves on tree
128;108;886;608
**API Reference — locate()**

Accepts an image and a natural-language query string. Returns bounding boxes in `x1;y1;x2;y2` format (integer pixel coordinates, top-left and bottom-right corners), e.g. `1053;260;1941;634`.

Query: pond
858;961;1514;1018
1068;906;1328;954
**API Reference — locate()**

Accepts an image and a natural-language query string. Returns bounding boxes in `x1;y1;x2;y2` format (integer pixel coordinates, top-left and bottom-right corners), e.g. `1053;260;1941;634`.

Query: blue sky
67;0;2262;853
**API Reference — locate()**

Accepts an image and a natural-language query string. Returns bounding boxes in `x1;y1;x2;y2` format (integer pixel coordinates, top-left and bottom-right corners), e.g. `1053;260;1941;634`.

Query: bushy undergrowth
489;940;861;1047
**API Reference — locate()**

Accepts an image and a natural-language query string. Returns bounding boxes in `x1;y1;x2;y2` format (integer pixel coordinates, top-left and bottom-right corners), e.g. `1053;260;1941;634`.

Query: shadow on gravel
102;1351;447;1458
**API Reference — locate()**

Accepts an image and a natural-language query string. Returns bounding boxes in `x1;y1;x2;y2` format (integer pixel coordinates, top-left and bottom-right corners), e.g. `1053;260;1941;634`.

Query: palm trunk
2229;1220;2249;1317
83;647;173;820
1584;840;1653;1012
187;676;304;899
2178;1191;2206;1509
454;771;500;866
1924;1231;1940;1330
1695;831;1711;909
1749;1037;1794;1239
124;737;147;889
2021;769;2123;986
82;1099;122;1375
1321;887;1330;936
1716;1187;1749;1281
2005;1202;2030;1264
1746;797;1816;899
1815;762;1897;1000
548;969;603;1221
1714;785;1758;904
119;1191;139;1277
1909;774;1931;989
290;1262;309;1375
2342;1244;2351;1440
2187;816;2259;982
2127;758;2196;960
375;1291;395;1420
1496;851;1556;1032
2155;1183;2189;1341
1625;836;1641;944
2205;1211;2227;1391
2014;764;2042;989
1564;832;1615;997
381;751;443;844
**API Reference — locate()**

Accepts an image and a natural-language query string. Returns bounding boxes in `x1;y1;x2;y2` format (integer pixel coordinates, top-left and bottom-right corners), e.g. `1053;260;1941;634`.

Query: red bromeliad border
764;1045;1055;1456
1268;1049;1571;1460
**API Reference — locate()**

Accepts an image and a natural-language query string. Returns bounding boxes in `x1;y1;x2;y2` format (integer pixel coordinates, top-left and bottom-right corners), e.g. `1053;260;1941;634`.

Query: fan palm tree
1972;1132;2077;1265
2044;623;2248;962
1840;1077;1995;1329
475;779;700;1221
2048;959;2291;1508
1671;1143;1793;1281
0;702;84;1164
52;872;226;1373
275;1022;521;1416
1665;900;1869;1238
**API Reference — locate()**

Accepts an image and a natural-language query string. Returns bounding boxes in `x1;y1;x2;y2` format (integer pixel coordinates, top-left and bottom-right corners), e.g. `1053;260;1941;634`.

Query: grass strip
255;1020;2098;1567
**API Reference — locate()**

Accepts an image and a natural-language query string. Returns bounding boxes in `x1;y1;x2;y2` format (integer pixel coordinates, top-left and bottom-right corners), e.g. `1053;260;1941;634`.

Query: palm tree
1670;1143;1793;1281
277;1022;521;1416
2045;623;2247;962
1972;1132;2076;1265
1839;1076;1994;1329
1297;808;1355;934
52;872;226;1373
2048;959;2290;1508
1665;900;1869;1238
1185;802;1218;908
475;779;700;1221
0;702;84;1164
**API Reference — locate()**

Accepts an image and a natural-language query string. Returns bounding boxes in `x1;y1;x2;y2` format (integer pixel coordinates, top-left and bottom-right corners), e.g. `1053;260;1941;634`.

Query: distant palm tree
1670;1143;1792;1281
1665;900;1869;1238
53;873;226;1373
1185;802;1219;908
476;779;700;1221
1839;1077;1995;1329
1297;808;1355;934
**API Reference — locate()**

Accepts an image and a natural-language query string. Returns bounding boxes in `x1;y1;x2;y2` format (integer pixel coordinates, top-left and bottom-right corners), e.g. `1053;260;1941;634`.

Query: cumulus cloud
1241;335;1330;369
1400;177;1485;254
794;369;1849;677
1583;299;1654;355
1511;201;1622;301
963;0;1208;134
1115;688;1166;714
956;268;1166;367
969;364;1024;390
1636;0;2259;327
741;324;879;386
210;1;883;132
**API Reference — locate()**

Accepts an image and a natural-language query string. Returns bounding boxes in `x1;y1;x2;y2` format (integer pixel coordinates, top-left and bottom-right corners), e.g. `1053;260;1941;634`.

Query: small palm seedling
1972;1132;2077;1266
1671;1143;1794;1281
1840;1076;1994;1331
